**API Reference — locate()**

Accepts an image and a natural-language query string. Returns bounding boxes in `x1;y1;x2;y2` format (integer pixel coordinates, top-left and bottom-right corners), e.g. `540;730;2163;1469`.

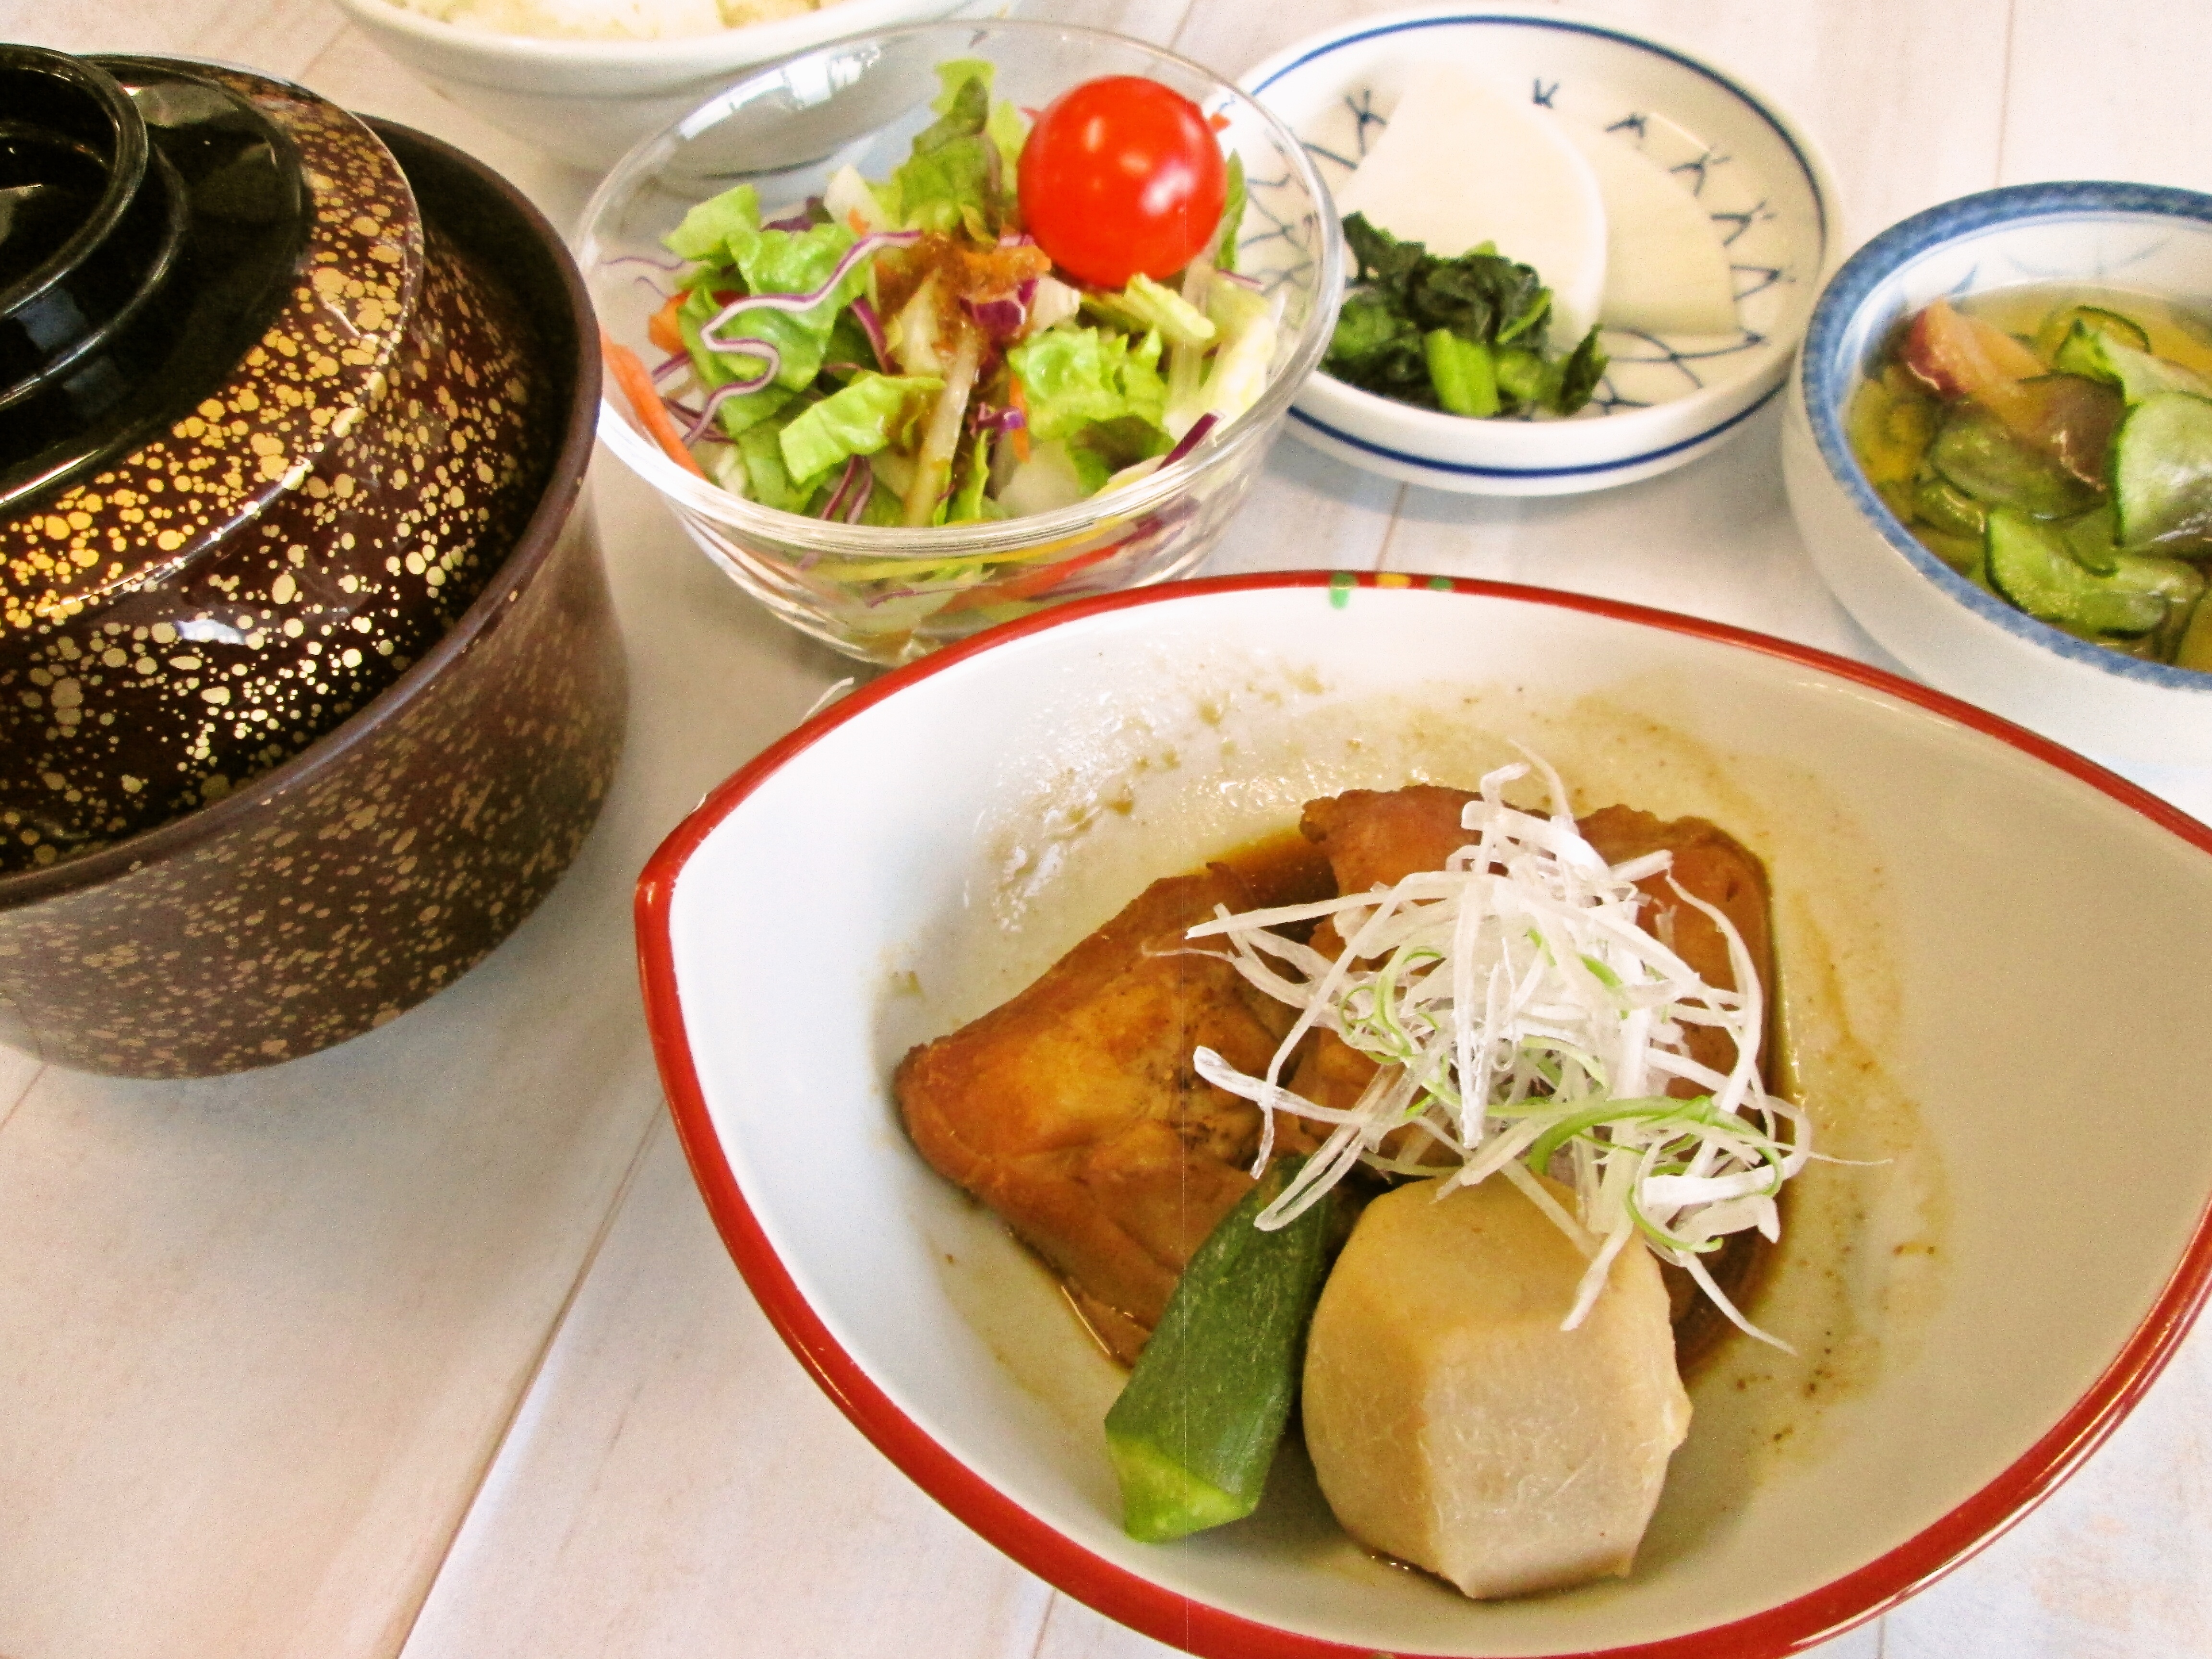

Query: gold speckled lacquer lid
0;113;617;1078
0;86;422;632
0;59;558;875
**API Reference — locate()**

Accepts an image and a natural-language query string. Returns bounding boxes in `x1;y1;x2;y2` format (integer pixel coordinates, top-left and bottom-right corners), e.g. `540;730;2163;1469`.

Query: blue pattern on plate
1249;10;1813;440
1291;380;1783;479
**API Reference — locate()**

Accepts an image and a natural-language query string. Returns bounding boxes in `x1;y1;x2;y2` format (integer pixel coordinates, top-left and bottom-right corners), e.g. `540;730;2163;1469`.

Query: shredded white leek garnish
1188;753;1808;1349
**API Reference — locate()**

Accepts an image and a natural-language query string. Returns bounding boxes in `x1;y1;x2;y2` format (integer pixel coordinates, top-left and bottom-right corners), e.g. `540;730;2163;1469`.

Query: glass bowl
576;19;1340;665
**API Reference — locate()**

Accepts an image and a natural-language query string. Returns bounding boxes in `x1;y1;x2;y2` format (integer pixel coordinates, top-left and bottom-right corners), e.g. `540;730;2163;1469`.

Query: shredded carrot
847;209;868;234
1007;375;1033;463
647;292;685;356
601;330;706;479
1208;111;1230;132
939;535;1130;614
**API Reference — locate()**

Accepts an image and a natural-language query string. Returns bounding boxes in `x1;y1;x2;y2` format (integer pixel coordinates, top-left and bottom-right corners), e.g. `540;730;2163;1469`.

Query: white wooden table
3;2;2210;1655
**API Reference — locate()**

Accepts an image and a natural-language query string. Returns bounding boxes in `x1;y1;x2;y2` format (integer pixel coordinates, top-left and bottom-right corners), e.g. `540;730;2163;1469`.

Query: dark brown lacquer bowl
0;57;625;1077
1;52;555;860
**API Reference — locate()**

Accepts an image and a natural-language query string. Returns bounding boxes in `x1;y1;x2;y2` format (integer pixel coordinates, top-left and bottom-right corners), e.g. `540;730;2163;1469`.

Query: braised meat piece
895;787;1775;1366
1291;788;1773;1115
895;861;1328;1364
1290;787;1778;1343
1290;786;1489;1130
1300;784;1479;902
1576;804;1773;1087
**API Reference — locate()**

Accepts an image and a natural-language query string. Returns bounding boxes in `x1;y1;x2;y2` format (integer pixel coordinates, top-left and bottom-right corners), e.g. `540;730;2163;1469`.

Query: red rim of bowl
634;569;2212;1659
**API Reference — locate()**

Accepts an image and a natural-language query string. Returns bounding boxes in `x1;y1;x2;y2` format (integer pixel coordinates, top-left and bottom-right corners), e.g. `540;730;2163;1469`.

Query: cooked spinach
1324;212;1607;419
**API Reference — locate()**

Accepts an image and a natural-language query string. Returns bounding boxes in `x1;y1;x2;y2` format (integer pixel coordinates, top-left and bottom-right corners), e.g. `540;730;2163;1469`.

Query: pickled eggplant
1927;400;2099;518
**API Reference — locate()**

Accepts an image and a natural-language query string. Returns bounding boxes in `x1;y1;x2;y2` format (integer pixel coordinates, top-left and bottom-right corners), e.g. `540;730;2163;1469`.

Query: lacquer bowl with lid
0;49;625;1076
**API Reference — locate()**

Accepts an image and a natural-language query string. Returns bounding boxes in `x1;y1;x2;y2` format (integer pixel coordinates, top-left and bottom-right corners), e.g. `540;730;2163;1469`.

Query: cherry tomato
1017;76;1227;289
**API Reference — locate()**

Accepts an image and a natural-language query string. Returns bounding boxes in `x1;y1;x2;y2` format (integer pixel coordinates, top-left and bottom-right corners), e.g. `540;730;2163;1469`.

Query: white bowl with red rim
637;572;2212;1657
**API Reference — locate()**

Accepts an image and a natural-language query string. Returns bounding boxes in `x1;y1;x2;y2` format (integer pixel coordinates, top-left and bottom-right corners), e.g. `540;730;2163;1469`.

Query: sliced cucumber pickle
2063;505;2121;576
1914;470;1988;539
1985;507;2200;638
2111;392;2212;553
2039;303;2152;360
2057;325;2212;404
1931;402;2101;518
1848;375;1931;486
1921;526;1986;579
2176;590;2212;671
2107;554;2206;651
1875;477;1918;528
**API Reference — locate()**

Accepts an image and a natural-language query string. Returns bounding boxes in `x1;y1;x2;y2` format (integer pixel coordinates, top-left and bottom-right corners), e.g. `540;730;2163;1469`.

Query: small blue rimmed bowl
1782;180;2212;768
1241;5;1839;496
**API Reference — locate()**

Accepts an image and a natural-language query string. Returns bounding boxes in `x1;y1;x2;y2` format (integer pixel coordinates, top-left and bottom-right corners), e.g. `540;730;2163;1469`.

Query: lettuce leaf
931;57;993;118
671;193;870;433
1082;273;1217;350
987;96;1030;178
1187;279;1277;432
1008;326;1169;445
779;372;943;485
676;290;790;436
729;219;860;315
666;182;763;266
1214;152;1246;273
1068;414;1168;488
944;431;1007;524
738;419;815;514
890;59;1011;239
857;455;909;526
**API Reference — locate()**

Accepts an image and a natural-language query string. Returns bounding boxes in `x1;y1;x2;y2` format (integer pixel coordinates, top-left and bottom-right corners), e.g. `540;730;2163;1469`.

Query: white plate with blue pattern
1240;6;1839;495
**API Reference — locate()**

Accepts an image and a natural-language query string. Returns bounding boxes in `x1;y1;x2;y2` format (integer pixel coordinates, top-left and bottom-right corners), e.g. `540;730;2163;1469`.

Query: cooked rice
388;0;840;40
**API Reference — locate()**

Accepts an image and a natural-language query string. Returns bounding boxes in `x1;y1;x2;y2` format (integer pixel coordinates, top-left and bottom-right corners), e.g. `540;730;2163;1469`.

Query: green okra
1104;1156;1335;1543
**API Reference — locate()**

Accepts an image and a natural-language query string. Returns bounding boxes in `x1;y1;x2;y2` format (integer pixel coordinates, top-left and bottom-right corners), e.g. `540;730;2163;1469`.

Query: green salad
609;60;1276;540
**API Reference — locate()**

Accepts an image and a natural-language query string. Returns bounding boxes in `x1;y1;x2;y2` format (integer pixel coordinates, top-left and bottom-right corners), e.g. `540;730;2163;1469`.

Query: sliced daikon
1335;63;1606;347
1562;125;1740;337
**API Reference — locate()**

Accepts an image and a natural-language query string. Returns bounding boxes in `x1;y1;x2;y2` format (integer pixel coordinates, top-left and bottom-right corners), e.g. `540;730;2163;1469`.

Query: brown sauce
1668;1225;1777;1380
